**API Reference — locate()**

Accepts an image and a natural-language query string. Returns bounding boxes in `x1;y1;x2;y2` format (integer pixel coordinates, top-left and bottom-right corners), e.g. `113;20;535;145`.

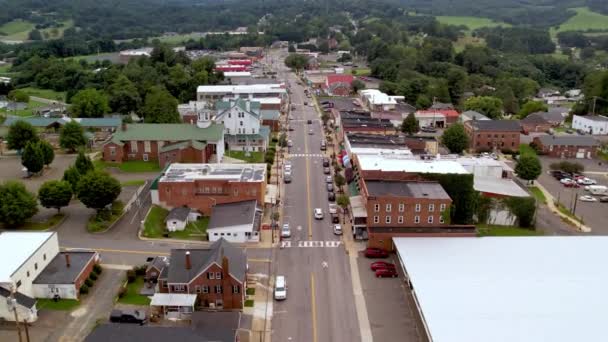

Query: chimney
185;251;191;270
222;254;230;280
65;253;71;268
121;122;127;131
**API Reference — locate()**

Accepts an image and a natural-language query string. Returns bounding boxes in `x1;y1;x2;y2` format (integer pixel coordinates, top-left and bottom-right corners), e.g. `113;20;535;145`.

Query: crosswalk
280;240;341;248
288;153;325;158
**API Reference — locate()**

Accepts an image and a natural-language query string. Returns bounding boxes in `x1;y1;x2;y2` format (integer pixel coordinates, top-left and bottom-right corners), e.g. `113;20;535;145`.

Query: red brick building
153;163;267;216
325;74;354;96
520;113;552;134
533;135;600;159
464;120;521;152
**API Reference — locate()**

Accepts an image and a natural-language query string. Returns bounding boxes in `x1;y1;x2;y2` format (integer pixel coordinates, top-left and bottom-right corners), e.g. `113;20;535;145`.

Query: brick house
464;120;521;152
532;135;600;159
157;239;247;310
152;163;267;216
520;113;552;134
102;121;225;168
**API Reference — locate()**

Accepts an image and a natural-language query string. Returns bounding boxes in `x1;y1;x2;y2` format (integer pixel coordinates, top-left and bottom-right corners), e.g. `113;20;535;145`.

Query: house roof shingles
537;135;600;147
521;113;550;124
111;123;224;143
0;286;36;309
468;120;521;131
165;207;191;222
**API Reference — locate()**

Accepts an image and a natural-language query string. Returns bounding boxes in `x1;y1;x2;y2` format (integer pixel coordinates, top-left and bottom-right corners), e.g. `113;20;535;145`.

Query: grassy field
436;16;509;31
529;186;547;205
67;52;121;64
96;160;162;173
151;32;205;45
0;99;47;117
519;143;537;156
226;151;264;163
19;87;67;102
37;298;80;311
41;20;74;40
143;205;209;240
0;19;35;40
87;201;124;233
118;276;151;305
477;224;542;236
351;68;371;76
554;7;608;33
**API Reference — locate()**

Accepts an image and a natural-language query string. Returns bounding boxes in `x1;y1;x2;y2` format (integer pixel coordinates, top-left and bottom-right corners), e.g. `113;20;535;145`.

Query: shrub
89;273;98;281
111;201;124;216
549;161;584;174
127;269;136;283
135;265;147;276
80;284;89;294
85;278;94;287
93;264;102;275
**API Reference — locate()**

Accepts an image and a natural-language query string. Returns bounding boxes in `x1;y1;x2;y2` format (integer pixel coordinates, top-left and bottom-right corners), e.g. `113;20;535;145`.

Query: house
537;88;560;99
520;113;552;133
572;115;608;135
215;98;270;152
325;74;354;96
207;200;261;243
464;120;521;152
177;101;213;124
533;135;600;159
102;120;225;167
196;84;286;104
152;163;267;216
430;102;454;110
336;111;395;141
533;107;569;126
32;251;100;300
359;89;404;111
459;110;490;123
145;256;169;283
165;207;202;232
3;116;122;132
157;239;247;310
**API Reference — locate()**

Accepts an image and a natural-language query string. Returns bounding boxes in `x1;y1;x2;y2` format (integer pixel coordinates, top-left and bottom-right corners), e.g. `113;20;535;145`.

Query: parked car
564;181;580;188
110;310;147;325
328;191;336;201
330;213;340;223
333;224;343;235
322;158;330;167
326;176;332;183
274;276;287;300
287;140;293;147
307;119;312;124
284;173;292;183
320;141;326;151
329;203;338;214
566;128;574;134
599;196;608;203
314;208;324;219
281;223;291;238
308;129;314;135
579;195;598;202
323;167;331;174
321;101;330;105
370;261;396;271
327;183;334;192
364;248;389;258
577;177;596;185
303;101;308;106
375;268;398;278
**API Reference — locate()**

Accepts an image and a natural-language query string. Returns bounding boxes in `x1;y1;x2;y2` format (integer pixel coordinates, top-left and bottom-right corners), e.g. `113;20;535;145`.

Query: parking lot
537;157;608;234
0;154;76;192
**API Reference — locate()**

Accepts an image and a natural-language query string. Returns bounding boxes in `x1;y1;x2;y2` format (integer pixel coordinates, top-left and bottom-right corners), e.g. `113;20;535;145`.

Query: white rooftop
151;293;197;307
360;89;404;105
394;236;608;342
350;147;412;157
256;97;281;104
357;154;468;174
0;232;55;283
474;177;529;197
197;84;286;94
159;163;267;183
223;71;252;77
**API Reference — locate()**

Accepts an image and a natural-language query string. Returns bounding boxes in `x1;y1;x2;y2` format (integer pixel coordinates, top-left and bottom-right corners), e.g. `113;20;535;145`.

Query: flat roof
208;200;258;229
366;181;450;199
474;177;529;197
575;114;608;122
358;155;469;174
33;252;97;284
394;237;608;342
0;232;55;282
197;84;285;94
159;163;266;183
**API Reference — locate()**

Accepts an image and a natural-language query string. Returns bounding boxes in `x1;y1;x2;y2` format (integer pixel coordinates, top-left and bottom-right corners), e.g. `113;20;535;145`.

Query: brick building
464;120;521;152
325;74;354;96
152;163;267;216
533;135;600;159
520;113;552;134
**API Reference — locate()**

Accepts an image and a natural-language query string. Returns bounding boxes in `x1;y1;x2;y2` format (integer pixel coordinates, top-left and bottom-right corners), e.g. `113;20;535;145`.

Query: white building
164;207;202;232
572;115;608;135
459;110;490;123
197;84;286;103
214;98;270;152
207;200;261;243
359;89;404;111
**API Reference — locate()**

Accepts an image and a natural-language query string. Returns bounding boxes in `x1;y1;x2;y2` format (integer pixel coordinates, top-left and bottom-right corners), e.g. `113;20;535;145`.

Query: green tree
518;101;548;119
28;29;43;41
107;75;141;114
8;89;29;103
69;89;111;118
39;140;55;167
38;180;73;213
351;79;365;93
76;170;121;213
278;133;288;148
336;194;350;209
415;95;431;109
334;174;346;191
0;181;38;227
60;121;87;152
515;154;542;183
400;113;419;136
21;141;45;175
464;96;503;119
504;197;536;228
284;54;309;72
75;151;95;175
63;166;81;191
441;123;469;154
141;86;180;123
7;120;39;151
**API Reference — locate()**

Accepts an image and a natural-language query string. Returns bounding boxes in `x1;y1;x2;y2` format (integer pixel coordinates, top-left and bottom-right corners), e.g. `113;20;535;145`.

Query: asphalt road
269;51;361;342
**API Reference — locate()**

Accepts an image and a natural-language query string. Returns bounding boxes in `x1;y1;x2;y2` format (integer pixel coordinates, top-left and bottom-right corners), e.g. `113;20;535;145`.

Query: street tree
76;170;121;213
38;180;73;213
21;141;45;175
515;154;542;183
63;166;81;191
400;113;420;136
351;79;365;93
39;140;55;167
278;133;288;148
441;123;469;154
7;120;39;151
69;89;111;118
518;100;548;119
334;174;346;191
75;151;95;175
464;96;503;119
60;121;87;152
0;181;38;227
284;54;309;72
336;194;350;209
141;86;180;123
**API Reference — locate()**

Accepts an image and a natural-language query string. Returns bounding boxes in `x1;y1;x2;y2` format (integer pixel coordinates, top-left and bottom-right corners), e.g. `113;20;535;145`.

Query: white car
560;178;573;184
326;176;332;183
333;224;343;235
281;223;291;238
579;195;597;202
274;276;287;300
328;203;338;214
287;140;293;147
577;177;596;185
314;208;324;219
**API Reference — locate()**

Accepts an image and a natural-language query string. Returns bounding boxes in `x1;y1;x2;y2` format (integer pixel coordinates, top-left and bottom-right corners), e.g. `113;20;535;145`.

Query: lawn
97;160;161;173
40;20;74;40
436;16;509;31
555;201;583;224
246;288;256;296
143;205;209;240
226;151;264;163
121;180;146;187
477;224;542;236
0;19;35;40
87;201;124;233
244;299;255;307
0;63;11;74
529;187;547;205
153;32;206;45
351;68;371;76
553;7;608;33
36;298;80;311
19;87;67;102
599;149;608;162
0;99;47;117
519;143;537;156
118;276;151;305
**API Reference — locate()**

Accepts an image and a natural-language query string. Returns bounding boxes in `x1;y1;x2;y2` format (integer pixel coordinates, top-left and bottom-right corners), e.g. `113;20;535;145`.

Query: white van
274;276;287;300
585;185;608;195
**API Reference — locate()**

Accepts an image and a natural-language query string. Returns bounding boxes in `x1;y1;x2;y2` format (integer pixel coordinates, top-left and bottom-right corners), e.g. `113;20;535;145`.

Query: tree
39;140;55;167
0;181;38;227
441;123;469;154
515;154;542;183
278;133;288;148
464;96;503;119
75;151;95;175
518;100;548;119
76;170;121;213
8;89;29;103
60;121;87;152
21;141;45;175
141;86;180;123
63;166;81;191
284;54;309;72
69;89;110;118
415;95;431;109
107;75;141;114
400;113;419;136
351;79;365;93
336;194;350;209
7;120;38;151
28;29;43;41
338;53;352;62
334;174;346;191
549;161;584;174
504;197;536;228
288;44;296;53
38;180;72;213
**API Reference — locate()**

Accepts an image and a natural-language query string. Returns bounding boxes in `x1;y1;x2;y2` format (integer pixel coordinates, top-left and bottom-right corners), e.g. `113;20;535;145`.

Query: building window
398;216;404;224
373;216;379;224
16;280;21;288
43;253;46;261
440;216;445;224
195;285;202;293
143;153;149;161
374;204;380;212
440;204;446;212
109;147;116;156
385;216;391;224
34;263;38;270
131;141;138;152
240;121;244;126
144;141;151;153
26;271;30;277
234;188;238;196
429;204;435;212
227;128;230;134
415;204;421;212
163;282;168;289
203;286;209;294
228;113;231;118
428;216;434;224
414;216;420;224
216;272;222;279
215;285;223;294
208;272;215;280
398;203;404;212
233;285;240;293
173;285;186;292
386;204;391;212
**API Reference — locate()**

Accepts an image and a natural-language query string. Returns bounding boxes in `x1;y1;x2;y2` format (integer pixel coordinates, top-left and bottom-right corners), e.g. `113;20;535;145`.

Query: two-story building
196;84;286;104
214;98;270;152
464;120;521;152
533;135;600;159
572;115;608;135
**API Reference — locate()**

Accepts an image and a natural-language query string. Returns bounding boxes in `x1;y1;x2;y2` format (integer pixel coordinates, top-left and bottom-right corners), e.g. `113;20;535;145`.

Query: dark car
323;166;331;174
307;119;312;124
321;101;330;105
110;309;147;325
375;268;398;278
328;191;336;201
322;158;330;167
331;213;340;223
420;126;437;133
600;196;608;203
370;261;396;271
364;248;389;258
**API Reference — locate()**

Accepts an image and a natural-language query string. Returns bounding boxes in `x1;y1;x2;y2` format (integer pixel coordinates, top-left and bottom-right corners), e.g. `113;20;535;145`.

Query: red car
375;268;398;278
370;261;396;271
564;181;580;188
364;248;389;258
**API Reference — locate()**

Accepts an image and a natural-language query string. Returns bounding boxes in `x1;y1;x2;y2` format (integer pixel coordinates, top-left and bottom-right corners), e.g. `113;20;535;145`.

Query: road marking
280;241;292;248
304;112;313;240
249;258;272;263
310;273;318;342
62;247;170;256
280;240;341;248
322;261;328;268
288;154;324;158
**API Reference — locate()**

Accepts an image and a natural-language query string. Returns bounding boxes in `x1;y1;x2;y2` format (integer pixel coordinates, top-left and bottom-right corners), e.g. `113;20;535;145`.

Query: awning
265;184;278;204
150;293;197;307
350;195;367;218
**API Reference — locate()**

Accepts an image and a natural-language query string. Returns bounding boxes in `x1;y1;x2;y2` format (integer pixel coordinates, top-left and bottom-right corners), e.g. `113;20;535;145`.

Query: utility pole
7;288;23;342
592;96;597;116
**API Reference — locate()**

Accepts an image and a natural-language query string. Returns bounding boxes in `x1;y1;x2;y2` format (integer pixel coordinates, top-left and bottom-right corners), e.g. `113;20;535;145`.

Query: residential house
207;201;261;243
325;74;354;96
459;110;490;123
165;207;202;232
178;101;213;124
145;256;169;283
533;107;569;126
157;239;247;310
520;113;552;133
572;115;608;135
533;135;600;159
3;116;122;133
464;120;521;152
152;163;267;216
215;98;270;152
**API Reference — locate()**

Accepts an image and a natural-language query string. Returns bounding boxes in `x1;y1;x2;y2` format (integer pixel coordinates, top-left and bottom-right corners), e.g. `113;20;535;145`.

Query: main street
268;50;361;342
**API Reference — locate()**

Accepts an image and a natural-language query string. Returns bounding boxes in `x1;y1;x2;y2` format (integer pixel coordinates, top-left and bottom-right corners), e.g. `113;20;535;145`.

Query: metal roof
537;135;600;147
208;200;258;229
159;163;266;183
358;155;469;174
0;232;55;283
110;123;224;143
165;207;191;222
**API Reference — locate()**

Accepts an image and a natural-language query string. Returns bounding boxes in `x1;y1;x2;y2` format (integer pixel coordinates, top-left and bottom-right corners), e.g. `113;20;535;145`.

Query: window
398;216;404;224
16;280;21;288
227;128;230;134
414;216;420;223
440;216;445;224
173;285;186;292
109;146;116;156
374;204;380;212
373;216;379;224
216;272;222;279
385;216;391;224
34;263;38;270
43;253;46;261
228;113;231;118
144;141;151;153
130;141;138;152
429;204;435;212
440;204;446;212
163;282;168;289
208;272;215;280
398;203;404;212
428;216;434;224
233;285;240;294
26;271;30;277
143;153;149;161
240;121;244;126
415;204;421;212
234;188;238;196
386;204;392;212
214;233;218;236
195;285;202;293
203;286;209;294
215;285;223;294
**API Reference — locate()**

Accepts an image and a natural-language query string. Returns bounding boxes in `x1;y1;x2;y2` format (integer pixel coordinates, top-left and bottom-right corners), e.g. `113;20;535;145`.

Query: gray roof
33;252;97;285
147;256;169;274
468;120;521;132
167;238;247;284
521;113;549;124
536;109;567;123
365;181;451;200
209;200;258;229
0;286;36;309
430;102;454;110
537;135;600;147
579;115;608;122
165;207;191;223
461;110;490;121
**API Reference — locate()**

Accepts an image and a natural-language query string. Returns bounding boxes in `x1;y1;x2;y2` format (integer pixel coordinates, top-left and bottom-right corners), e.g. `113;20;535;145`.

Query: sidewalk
534;182;592;233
